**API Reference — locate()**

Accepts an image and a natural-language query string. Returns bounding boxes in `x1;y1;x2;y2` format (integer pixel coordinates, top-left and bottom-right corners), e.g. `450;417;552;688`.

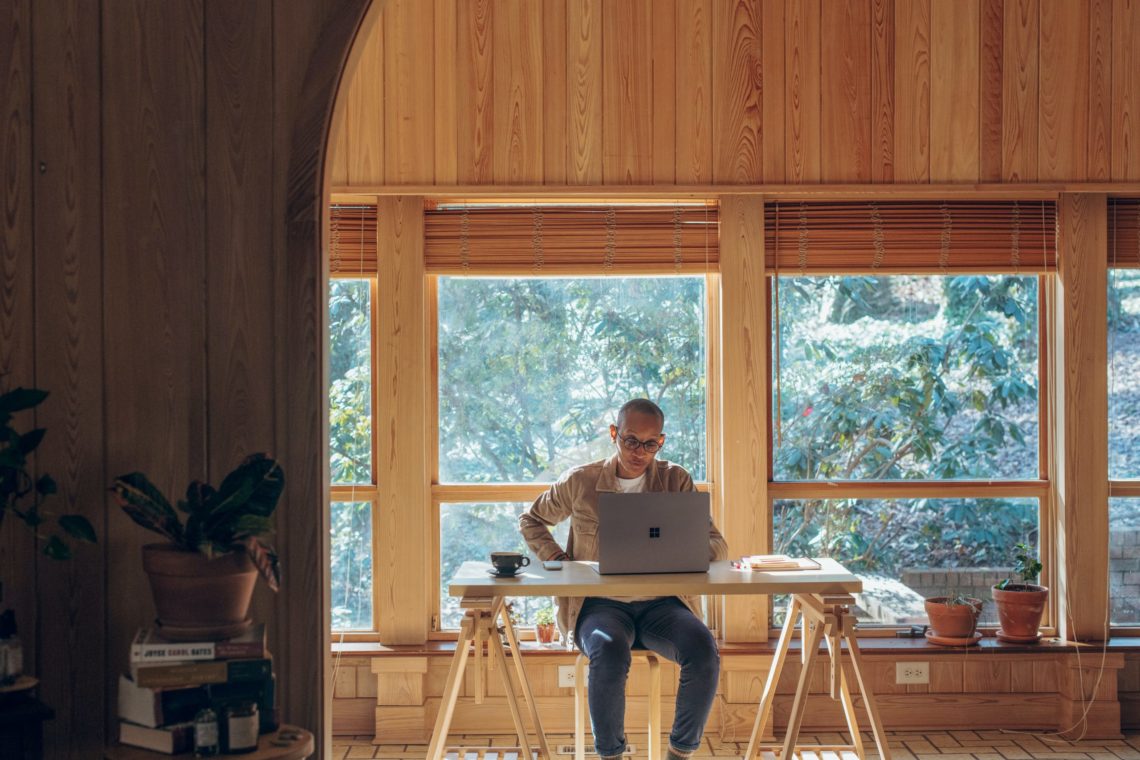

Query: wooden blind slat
330;204;378;274
424;206;720;274
764;201;1058;273
1109;198;1140;268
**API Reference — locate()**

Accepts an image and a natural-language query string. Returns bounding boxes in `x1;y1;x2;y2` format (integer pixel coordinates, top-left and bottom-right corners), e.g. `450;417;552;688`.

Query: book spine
130;643;216;663
212;641;265;659
135;658;272;689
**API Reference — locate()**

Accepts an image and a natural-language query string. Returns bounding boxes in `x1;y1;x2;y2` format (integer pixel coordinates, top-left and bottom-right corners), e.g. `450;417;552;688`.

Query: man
519;399;728;760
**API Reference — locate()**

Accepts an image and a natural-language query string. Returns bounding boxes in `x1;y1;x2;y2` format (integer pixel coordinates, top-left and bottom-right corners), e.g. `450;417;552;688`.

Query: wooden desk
105;725;313;760
432;559;892;760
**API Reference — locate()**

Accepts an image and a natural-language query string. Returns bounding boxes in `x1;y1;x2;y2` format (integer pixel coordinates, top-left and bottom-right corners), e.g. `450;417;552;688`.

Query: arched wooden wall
331;0;1140;188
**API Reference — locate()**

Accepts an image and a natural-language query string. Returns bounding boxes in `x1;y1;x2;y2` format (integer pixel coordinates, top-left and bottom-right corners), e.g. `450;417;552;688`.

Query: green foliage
534;604;556;626
329;279;373;485
996;541;1042;589
331;500;372;630
0;387;97;560
110;454;284;591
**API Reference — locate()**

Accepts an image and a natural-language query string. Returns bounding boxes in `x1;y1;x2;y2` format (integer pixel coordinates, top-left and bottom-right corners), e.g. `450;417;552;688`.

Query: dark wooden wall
1;0;369;756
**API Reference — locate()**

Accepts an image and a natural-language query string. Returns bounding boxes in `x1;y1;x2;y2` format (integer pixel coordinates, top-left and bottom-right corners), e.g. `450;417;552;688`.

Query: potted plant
923;592;983;645
534;605;557;645
992;542;1047;643
109;453;283;641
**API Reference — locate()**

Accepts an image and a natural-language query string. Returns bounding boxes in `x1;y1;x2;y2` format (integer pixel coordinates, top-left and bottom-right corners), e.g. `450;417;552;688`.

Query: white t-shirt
605;472;662;603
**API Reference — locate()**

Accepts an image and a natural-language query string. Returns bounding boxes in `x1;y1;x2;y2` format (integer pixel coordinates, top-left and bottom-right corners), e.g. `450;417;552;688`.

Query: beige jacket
518;454;729;645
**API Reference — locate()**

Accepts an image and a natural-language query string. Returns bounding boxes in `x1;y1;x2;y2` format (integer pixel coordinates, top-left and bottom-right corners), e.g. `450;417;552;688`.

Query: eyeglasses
616;435;663;454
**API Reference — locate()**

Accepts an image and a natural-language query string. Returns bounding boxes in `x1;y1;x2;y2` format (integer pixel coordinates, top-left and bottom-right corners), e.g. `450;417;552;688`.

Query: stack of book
117;623;278;754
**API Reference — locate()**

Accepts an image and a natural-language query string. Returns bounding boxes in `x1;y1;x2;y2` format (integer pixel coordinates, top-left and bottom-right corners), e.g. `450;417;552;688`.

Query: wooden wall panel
821;0;872;182
893;0;930;183
434;0;458;185
567;0;603;184
1040;1;1091;180
603;0;654;183
651;0;677;184
712;0;764;183
346;17;384;185
1088;0;1112;181
676;0;713;184
1114;0;1140;180
1003;0;1039;181
0;0;38;694
384;0;434;183
761;0;786;182
31;0;105;755
542;0;569;184
102;0;207;738
871;0;894;182
930;0;980;181
785;0;821;182
457;0;495;184
980;0;1004;182
493;0;544;183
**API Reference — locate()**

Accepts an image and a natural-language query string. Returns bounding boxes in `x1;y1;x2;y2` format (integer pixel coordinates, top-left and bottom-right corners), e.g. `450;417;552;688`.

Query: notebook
593;491;711;575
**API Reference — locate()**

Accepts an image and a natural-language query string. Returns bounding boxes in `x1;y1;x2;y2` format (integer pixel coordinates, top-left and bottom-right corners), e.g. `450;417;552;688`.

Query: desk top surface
449;558;860;598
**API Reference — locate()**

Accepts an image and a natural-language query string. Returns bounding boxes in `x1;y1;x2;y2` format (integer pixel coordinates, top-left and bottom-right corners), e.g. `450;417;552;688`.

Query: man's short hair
616;398;665;429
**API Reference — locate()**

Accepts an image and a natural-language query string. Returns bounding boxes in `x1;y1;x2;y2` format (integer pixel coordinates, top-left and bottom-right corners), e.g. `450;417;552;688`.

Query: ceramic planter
924;597;982;640
534;623;556;644
992;583;1048;642
142;543;257;641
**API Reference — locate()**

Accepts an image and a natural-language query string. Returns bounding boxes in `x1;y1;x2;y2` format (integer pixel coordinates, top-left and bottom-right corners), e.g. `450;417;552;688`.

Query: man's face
609;410;665;479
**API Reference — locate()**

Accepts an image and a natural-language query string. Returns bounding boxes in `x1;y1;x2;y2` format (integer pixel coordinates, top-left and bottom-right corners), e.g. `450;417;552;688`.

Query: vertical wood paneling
376;197;429;645
651;0;677;184
434;0;458;184
820;0;872;182
603;0;654;183
0;0;37;687
1040;0;1090;180
871;0;894;182
980;0;1004;182
568;0;603;184
1115;0;1140;180
1003;0;1038;181
346;18;384;185
384;0;434;183
30;0;104;755
930;0;980;181
493;0;544;183
102;0;207;737
329;117;350;187
457;0;494;184
1088;0;1113;180
785;0;821;182
893;0;930;182
543;0;569;184
762;0;786;182
205;0;276;636
712;0;764;183
675;0;713;183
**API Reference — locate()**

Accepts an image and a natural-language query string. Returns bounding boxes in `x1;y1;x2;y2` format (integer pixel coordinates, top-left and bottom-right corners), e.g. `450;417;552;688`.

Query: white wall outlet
895;661;929;684
558;665;585;688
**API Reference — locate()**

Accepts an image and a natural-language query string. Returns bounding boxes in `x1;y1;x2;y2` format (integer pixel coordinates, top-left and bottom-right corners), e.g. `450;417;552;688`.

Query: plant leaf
229;514;272;540
35;474;57;496
59;514;97;543
0;388;48;415
109;473;184;545
213;454;284;519
17;428;46;455
242;537;280;592
182;481;215;515
43;535;71;560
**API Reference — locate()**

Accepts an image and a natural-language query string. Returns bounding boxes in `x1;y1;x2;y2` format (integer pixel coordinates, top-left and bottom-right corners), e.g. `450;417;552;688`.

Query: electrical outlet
895;661;929;684
558;665;585;688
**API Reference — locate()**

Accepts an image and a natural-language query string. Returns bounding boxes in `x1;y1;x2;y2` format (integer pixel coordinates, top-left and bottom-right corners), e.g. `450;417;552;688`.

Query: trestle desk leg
744;596;801;760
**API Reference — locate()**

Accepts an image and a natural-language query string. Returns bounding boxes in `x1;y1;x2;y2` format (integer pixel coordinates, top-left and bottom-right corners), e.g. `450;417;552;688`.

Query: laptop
593;491;711;574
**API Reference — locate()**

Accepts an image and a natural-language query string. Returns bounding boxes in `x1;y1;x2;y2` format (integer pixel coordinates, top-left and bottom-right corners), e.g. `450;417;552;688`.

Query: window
435;275;709;629
770;274;1045;628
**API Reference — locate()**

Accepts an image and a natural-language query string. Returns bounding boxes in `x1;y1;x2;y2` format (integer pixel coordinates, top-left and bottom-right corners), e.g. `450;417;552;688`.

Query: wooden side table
105;725;314;760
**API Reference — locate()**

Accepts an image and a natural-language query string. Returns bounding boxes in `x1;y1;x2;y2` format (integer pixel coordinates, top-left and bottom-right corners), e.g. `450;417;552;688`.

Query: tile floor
331;730;1140;760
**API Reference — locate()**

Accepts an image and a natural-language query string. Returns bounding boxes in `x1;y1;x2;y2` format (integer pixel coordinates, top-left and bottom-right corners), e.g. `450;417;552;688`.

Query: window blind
764;201;1057;274
423;205;719;274
1109;198;1140;268
329;204;377;274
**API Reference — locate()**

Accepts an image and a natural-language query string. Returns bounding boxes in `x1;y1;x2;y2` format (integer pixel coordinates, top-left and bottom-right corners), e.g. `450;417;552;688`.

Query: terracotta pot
992;584;1048;639
142;543;257;641
535;623;556;644
924;597;982;639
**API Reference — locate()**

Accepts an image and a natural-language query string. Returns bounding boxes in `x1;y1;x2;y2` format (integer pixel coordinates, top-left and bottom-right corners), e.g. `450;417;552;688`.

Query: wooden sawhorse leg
743;594;892;760
425;596;553;760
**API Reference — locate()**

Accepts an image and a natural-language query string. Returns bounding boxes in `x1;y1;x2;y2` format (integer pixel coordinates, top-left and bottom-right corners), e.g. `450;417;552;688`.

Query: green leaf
0;388;48;415
109;473;184;545
181;480;215;515
242;537;280;592
59;514;97;543
17;428;46;455
206;454;284;533
43;535;71;560
229;514;272;539
35;474;56;496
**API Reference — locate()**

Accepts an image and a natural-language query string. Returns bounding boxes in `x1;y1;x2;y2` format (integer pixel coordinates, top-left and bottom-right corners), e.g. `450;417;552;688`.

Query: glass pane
438;277;707;482
1111;498;1140;625
773;275;1039;480
1109;270;1140;478
439;502;570;630
331;500;373;630
773;498;1039;627
329;278;373;485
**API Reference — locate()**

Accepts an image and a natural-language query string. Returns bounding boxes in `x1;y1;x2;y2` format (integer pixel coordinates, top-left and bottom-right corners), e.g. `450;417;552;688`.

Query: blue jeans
575;597;720;757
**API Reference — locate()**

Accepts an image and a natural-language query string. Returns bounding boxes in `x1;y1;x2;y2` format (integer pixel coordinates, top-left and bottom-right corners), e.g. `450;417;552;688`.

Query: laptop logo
649;527;660;538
